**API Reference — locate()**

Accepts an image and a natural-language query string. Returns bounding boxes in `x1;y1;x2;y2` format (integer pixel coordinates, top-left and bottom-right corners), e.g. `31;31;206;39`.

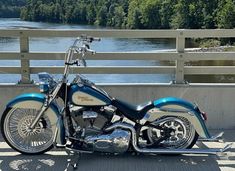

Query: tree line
2;0;235;29
0;0;26;18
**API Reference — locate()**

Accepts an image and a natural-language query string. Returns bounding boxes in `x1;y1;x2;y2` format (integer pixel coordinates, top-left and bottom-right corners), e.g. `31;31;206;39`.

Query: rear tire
1;108;54;155
146;116;199;149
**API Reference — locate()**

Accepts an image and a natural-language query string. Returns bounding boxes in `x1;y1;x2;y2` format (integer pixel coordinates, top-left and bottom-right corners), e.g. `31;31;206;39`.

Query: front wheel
146;116;198;149
1;108;55;154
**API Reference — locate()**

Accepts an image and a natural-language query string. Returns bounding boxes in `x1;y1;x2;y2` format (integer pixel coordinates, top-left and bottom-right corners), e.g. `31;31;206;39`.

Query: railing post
175;31;185;84
20;32;30;84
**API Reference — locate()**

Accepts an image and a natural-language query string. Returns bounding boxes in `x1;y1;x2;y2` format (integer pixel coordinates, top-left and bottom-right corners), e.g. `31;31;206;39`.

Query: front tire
1;108;55;154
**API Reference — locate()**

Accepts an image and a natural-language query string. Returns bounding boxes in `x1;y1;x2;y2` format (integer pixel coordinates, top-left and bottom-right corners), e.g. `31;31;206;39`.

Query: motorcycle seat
111;99;154;120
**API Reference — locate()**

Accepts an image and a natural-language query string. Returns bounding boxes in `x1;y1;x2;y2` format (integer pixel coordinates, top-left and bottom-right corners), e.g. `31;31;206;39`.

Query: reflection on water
0;37;18;43
186;60;235;83
0;37;19;52
186;75;235;83
0;37;175;52
188;60;235;66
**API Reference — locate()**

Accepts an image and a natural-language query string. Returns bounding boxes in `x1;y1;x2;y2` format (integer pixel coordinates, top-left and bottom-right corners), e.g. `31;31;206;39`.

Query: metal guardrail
0;29;235;84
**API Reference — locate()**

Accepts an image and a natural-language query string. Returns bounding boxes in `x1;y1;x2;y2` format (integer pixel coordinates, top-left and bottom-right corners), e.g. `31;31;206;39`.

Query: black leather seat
111;99;154;120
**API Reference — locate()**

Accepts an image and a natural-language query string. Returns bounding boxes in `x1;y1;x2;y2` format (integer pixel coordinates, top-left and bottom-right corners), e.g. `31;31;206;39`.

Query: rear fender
146;97;210;138
6;93;66;145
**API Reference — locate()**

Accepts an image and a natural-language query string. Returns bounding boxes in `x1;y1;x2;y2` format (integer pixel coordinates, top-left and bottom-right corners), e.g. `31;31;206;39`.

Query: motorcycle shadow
0;151;227;171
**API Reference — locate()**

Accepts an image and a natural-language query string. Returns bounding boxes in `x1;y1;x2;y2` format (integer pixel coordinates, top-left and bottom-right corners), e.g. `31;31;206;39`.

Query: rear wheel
1;108;55;154
147;116;198;149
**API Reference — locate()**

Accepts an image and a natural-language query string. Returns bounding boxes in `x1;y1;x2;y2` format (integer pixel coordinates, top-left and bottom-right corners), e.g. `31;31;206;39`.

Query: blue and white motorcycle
1;36;231;158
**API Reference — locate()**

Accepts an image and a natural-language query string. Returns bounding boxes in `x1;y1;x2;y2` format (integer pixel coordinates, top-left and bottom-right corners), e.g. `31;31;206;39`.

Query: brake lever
86;48;96;55
89;37;101;42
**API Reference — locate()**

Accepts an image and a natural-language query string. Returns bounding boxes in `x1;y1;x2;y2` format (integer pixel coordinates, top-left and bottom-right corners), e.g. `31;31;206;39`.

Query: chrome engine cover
84;129;131;153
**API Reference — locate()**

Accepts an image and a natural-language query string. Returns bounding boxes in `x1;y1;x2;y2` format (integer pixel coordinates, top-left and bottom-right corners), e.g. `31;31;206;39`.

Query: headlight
38;72;57;93
39;82;50;93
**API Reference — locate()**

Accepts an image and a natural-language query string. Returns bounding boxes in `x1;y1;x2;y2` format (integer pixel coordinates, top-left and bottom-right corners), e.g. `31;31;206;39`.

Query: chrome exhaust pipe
198;132;224;142
105;123;232;155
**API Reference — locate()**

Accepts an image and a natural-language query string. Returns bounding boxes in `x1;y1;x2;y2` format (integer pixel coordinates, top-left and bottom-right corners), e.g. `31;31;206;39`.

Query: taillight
201;111;207;121
194;104;207;121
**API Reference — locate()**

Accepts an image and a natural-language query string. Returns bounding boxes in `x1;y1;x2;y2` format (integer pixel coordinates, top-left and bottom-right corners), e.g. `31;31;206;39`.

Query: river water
2;18;232;84
0;18;178;83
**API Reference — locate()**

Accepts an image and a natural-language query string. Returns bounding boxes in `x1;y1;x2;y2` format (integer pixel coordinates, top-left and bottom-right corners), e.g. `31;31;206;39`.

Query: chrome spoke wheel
3;108;54;154
147;116;197;149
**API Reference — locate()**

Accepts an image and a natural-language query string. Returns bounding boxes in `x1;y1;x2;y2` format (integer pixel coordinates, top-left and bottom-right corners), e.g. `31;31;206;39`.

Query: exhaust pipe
105;123;232;155
198;132;224;142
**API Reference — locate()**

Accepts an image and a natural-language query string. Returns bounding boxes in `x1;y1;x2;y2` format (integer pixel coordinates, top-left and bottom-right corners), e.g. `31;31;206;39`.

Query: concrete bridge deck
0;130;234;171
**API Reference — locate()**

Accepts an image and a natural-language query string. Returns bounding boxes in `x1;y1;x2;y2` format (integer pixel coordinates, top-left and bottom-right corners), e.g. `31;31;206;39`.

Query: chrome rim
147;117;195;149
4;108;54;153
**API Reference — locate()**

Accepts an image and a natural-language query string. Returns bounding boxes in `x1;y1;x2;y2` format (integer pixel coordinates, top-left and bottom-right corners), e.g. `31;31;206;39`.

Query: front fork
29;83;63;129
65;106;75;137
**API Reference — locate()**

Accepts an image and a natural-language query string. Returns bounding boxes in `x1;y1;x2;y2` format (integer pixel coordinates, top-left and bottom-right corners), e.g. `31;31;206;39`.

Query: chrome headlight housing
39;82;50;93
38;72;57;93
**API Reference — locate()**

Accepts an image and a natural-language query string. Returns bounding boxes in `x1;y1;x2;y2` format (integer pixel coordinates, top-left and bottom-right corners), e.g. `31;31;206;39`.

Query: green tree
86;4;96;24
171;0;195;28
113;6;126;28
216;0;235;28
18;0;235;30
127;0;142;29
171;0;203;29
96;6;108;26
201;0;218;28
160;0;175;29
0;0;26;18
139;0;162;29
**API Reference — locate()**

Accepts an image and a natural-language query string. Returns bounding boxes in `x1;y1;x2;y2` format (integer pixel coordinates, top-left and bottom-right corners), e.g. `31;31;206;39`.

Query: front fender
148;97;211;138
6;93;65;145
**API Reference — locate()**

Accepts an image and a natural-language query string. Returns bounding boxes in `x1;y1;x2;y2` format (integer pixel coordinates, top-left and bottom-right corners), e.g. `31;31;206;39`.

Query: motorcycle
1;36;232;160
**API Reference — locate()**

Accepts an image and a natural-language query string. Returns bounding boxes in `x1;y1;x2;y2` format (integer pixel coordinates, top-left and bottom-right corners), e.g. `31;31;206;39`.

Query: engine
69;106;131;153
70;106;112;136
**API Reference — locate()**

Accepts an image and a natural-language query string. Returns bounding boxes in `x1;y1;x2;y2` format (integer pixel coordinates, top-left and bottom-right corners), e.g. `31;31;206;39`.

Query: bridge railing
0;29;235;84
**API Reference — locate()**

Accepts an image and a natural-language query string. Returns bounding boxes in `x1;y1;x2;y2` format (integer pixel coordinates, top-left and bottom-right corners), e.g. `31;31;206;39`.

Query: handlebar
79;35;101;43
75;35;99;55
66;35;100;67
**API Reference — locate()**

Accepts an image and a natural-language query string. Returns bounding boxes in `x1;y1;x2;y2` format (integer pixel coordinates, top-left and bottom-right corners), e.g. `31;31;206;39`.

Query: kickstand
65;149;81;171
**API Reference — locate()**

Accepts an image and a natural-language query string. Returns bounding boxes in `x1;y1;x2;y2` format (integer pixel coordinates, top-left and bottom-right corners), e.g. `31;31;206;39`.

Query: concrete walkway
0;130;234;171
